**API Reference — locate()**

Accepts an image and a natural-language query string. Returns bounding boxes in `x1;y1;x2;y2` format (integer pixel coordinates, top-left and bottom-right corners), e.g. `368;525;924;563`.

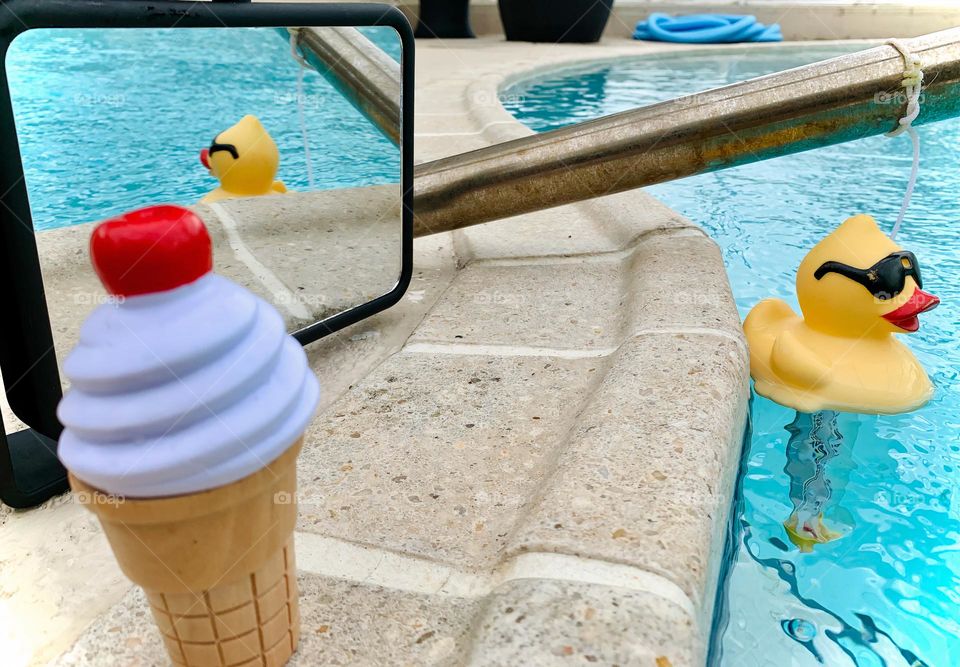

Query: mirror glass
4;25;403;378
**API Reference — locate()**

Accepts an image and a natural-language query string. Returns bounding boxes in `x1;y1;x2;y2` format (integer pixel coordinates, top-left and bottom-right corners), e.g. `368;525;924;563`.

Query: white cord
290;29;316;190
886;39;923;240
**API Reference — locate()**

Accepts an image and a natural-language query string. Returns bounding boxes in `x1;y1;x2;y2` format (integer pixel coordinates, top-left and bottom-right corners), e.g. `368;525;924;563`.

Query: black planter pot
415;0;475;39
498;0;613;43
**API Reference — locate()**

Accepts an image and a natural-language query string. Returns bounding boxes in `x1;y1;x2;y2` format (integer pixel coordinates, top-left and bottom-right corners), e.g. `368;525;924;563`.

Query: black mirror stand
0;423;67;509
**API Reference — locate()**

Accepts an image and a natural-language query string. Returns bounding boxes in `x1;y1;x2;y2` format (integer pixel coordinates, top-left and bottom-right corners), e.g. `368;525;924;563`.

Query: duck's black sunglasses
209;141;239;160
814;251;922;300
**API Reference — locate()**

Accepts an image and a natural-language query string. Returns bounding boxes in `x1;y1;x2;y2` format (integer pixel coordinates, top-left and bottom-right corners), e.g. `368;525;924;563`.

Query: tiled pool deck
21;15;960;661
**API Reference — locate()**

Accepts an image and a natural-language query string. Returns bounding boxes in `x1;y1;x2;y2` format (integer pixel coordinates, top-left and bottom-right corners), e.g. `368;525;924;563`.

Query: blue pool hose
634;13;782;43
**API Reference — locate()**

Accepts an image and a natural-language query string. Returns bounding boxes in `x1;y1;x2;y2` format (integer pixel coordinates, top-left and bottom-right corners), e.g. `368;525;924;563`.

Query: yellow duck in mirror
744;214;939;414
199;115;287;204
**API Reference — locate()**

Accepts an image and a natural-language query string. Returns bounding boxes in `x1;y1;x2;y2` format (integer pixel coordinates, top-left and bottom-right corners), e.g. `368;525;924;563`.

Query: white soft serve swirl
58;273;320;497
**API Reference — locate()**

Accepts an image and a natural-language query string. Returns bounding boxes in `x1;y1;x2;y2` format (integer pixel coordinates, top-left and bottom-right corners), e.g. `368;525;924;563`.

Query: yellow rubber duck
744;214;939;414
199;115;287;204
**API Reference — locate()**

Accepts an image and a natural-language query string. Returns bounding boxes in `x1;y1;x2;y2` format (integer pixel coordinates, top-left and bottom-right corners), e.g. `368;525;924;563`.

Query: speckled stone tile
626;232;744;337
583;191;698;254
295;576;481;667
505;333;749;618
52;586;159;667
0;495;133;666
411;227;737;352
445;180;695;266
53;573;484;667
304;233;458;413
407;261;624;350
414;111;501;136
415;134;492;161
449;196;661;263
465;578;699;667
296;350;609;568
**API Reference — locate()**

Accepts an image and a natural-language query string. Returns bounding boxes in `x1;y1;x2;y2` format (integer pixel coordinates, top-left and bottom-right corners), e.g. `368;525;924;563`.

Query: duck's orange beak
200;148;210;170
882;288;939;332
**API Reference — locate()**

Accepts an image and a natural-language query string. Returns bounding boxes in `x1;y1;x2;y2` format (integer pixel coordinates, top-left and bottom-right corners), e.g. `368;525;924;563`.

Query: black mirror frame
0;0;414;508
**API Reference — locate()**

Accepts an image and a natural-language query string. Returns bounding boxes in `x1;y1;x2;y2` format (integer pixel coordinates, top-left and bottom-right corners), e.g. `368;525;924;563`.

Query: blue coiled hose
634;13;782;43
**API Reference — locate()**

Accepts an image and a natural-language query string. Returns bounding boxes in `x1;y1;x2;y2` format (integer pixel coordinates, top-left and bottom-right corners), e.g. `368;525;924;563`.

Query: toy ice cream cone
58;205;320;667
70;441;303;666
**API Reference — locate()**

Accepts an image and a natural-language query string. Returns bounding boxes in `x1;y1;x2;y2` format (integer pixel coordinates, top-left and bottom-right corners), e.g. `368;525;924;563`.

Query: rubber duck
199;115;287;204
744;214;939;414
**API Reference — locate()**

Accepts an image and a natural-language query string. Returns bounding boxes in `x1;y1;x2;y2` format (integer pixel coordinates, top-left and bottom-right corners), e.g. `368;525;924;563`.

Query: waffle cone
70;439;303;666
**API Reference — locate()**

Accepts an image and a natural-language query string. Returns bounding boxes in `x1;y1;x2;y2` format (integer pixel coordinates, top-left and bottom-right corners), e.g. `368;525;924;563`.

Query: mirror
0;2;413;508
8;24;404;351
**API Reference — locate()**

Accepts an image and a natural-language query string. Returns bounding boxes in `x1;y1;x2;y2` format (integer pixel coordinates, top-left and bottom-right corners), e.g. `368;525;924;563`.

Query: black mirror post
0;70;68;508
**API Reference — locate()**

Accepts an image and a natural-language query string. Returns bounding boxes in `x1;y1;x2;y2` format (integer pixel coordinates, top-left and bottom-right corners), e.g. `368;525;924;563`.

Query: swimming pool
504;47;960;666
5;27;401;231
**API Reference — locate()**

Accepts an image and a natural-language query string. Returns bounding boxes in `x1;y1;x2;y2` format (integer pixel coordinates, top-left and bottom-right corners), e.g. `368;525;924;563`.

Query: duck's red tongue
882;288;940;332
200;148;210;170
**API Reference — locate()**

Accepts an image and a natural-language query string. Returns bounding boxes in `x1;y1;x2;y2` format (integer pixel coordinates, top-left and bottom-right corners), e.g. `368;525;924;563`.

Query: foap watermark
874;293;898;305
275;291;330;309
874;289;935;308
470;89;526;107
498;91;527;107
275;91;323;109
473;290;527;307
671;91;722;111
273;490;329;507
874;90;926;106
68;489;126;508
671;291;727;307
72;292;126;306
74;93;126;108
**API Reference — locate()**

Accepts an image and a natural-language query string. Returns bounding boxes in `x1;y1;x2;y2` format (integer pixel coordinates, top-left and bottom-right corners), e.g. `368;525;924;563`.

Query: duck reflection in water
782;411;854;552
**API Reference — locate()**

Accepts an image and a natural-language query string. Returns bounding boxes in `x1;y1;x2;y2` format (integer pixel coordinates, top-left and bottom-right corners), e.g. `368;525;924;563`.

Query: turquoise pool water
504;47;960;666
5;27;401;231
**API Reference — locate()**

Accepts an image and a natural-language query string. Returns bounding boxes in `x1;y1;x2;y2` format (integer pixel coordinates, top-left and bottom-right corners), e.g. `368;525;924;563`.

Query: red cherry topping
90;205;213;297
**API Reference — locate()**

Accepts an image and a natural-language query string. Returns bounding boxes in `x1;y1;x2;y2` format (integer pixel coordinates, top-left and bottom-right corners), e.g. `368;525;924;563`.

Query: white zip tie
886;39;923;241
290;28;316;190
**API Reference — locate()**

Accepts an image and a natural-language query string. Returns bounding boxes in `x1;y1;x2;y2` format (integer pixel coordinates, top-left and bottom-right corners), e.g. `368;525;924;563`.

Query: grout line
293;532;696;616
401;324;746;360
207;202;312;321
